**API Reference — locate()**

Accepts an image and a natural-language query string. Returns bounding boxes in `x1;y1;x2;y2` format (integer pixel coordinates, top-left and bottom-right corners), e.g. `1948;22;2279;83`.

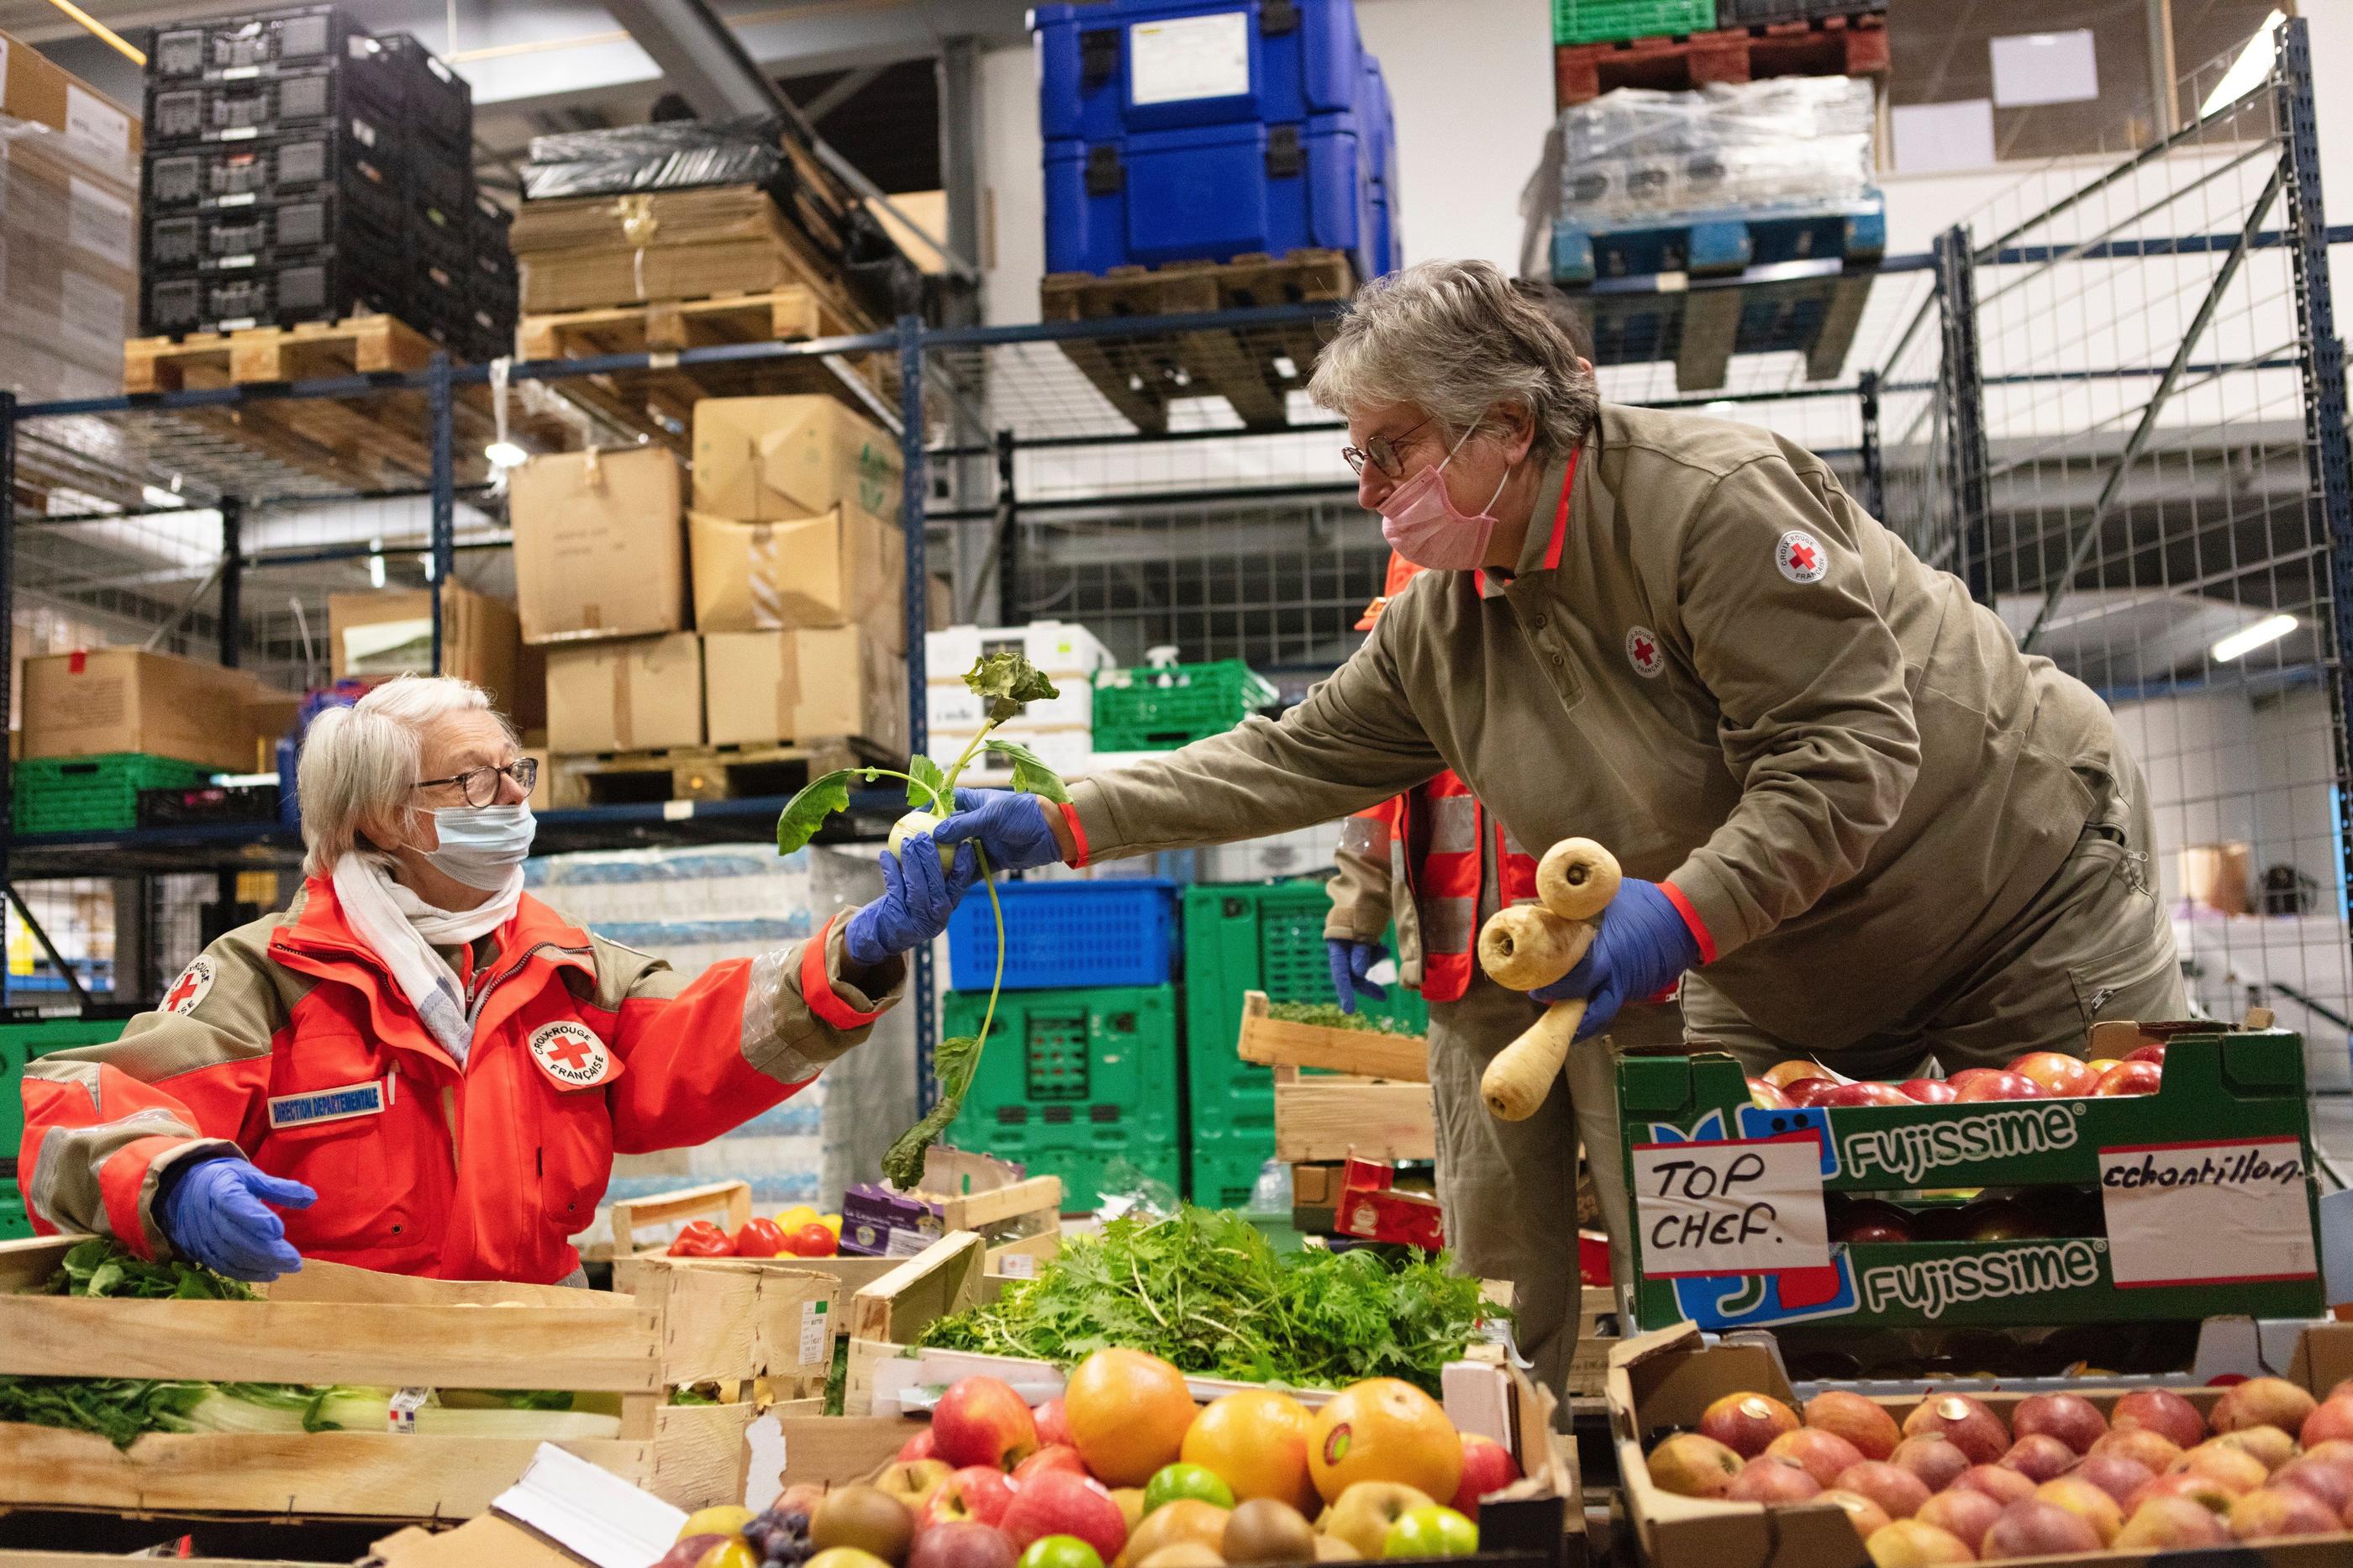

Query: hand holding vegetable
845;833;979;966
932;787;1066;872
1325;939;1388;1014
1528;874;1702;1039
158;1156;313;1282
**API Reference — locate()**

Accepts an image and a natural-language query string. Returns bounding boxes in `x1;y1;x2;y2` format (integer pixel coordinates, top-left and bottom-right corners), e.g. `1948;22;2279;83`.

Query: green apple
1016;1536;1105;1568
1382;1507;1477;1560
1144;1464;1236;1516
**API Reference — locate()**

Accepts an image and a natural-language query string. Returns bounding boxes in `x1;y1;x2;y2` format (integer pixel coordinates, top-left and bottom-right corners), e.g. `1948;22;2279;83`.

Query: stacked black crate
466;193;519;361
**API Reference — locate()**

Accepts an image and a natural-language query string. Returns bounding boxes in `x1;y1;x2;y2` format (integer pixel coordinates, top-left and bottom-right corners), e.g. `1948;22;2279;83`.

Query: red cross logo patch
1624;625;1666;679
527;1020;614;1091
162;957;215;1015
1777;529;1827;583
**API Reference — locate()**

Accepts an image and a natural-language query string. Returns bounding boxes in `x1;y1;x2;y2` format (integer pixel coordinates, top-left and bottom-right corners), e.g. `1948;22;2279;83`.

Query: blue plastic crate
1034;0;1367;144
947;878;1181;991
1550;196;1887;284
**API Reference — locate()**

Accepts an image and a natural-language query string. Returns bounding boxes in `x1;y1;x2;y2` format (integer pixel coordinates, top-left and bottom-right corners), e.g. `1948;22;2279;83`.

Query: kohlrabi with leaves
776;650;1070;1190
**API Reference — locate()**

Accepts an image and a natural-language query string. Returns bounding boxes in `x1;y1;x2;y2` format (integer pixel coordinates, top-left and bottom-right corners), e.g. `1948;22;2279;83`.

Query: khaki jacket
1069;403;2119;1050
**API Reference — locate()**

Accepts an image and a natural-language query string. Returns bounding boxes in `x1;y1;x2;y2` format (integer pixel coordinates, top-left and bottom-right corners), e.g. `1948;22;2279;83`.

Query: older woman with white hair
21;675;971;1284
935;258;2178;1391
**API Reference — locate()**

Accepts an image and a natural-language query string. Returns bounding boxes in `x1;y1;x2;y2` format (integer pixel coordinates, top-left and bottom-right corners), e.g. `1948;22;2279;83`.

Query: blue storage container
946;878;1182;991
1034;0;1366;143
1360;54;1398;276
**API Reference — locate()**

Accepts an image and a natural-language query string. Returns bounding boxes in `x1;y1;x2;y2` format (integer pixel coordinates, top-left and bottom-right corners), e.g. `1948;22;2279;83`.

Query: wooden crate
1039;250;1355;434
610;1180;899;1314
547;737;887;810
0;1234;838;1521
1237;989;1429;1081
1240;994;1435;1165
1553;12;1887;105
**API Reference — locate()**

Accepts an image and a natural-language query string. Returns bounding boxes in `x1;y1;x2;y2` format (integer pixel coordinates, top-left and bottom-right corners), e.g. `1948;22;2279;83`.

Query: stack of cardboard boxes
511;396;913;761
19;649;297;773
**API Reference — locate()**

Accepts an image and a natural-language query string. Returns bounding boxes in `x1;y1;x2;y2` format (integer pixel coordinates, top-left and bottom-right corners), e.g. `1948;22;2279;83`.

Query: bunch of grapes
743;1505;813;1567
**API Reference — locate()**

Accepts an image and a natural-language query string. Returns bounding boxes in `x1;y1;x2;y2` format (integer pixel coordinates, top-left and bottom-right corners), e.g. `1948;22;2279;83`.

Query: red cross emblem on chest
1777;529;1828;583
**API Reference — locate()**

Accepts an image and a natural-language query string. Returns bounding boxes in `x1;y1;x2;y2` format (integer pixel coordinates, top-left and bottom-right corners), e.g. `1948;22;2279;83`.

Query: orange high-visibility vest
1355;774;1540;1002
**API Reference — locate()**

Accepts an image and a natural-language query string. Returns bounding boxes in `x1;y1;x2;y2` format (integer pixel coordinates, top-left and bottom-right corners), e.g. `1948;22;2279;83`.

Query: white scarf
331;851;523;1064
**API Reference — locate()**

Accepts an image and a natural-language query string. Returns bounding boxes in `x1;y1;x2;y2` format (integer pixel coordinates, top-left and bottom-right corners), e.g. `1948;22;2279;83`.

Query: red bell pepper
668;1220;736;1258
733;1218;789;1259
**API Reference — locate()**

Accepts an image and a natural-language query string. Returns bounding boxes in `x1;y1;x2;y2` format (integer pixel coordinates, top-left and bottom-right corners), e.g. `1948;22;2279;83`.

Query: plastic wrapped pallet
521;117;784;201
0;113;137;402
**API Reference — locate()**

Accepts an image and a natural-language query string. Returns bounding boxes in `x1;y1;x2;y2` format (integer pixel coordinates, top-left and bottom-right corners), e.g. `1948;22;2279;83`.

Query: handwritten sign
1631;1133;1829;1278
2100;1137;2316;1288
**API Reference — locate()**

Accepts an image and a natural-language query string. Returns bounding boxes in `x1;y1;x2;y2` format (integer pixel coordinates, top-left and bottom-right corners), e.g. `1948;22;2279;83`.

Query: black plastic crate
147;68;361;145
1717;0;1883;21
142;239;404;334
371;33;472;151
150;6;355;81
143;120;401;223
406;146;472;218
136;782;282;829
145;188;361;268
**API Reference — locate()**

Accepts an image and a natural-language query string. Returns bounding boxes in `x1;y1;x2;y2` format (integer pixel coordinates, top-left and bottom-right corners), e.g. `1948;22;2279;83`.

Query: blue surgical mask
423;803;536;890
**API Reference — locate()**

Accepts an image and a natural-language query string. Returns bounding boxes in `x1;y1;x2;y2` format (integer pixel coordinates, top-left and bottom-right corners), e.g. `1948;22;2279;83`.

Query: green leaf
905;755;949;813
776;769;862;855
984;739;1071;803
882;1034;985;1190
966;652;1061;728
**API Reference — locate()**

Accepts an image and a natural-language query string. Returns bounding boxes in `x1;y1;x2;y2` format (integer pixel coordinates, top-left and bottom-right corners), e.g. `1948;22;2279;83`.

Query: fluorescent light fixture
2213;612;2296;662
484;439;529;468
1705;400;1737;412
2202;10;2284;118
140;484;186;509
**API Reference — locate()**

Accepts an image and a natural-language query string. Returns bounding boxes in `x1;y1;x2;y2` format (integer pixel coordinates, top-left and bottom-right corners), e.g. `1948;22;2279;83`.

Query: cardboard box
690;505;906;648
20;649;294;771
703;628;904;752
545;634;704;754
691;394;903;524
328;586;523;716
2182;840;2252;914
0;29;140;158
926;675;1093;732
926;622;1113;681
508;446;688;645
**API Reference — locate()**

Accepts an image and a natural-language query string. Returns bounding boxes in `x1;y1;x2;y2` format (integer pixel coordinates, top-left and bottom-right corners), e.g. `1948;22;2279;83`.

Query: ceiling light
484;440;529;468
2213;612;2295;662
2201;10;2284;118
140;484;186;509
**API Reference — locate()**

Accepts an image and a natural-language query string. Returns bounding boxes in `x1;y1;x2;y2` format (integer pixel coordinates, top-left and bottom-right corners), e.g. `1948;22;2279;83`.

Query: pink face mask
1377;425;1510;571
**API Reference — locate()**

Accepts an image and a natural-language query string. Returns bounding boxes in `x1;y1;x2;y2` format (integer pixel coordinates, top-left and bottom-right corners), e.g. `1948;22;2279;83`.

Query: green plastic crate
1552;0;1714;45
14;753;213;835
1180;882;1429;1197
1092;662;1279;752
0;1194;29;1241
981;1124;1186;1213
1189;1138;1277;1212
945;984;1182;1149
0;1016;127;1184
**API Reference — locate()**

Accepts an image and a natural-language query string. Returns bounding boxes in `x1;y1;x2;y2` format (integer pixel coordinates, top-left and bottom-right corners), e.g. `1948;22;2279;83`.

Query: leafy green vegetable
985;739;1072;804
1267;1002;1420;1035
824;1338;850;1417
913;1207;1498;1396
776;767;862;855
884;1032;983;1189
54;1236;253;1300
967;652;1061;727
906;755;949;811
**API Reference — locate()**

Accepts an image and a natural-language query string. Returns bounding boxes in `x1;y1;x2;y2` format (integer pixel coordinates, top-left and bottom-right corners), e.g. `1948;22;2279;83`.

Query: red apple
2302;1395;2353;1448
901;1427;941;1462
1901;1394;2008;1465
2089;1427;2184;1472
2006;1050;2102;1097
2212;1376;2319;1439
2227;1483;2340;1540
1766;1427;1865;1489
1646;1432;1743;1499
2124;1043;2167;1065
2216;1425;2298;1474
1728;1454;1822;1504
2071;1453;2156;1507
1954;1464;2038;1507
931;1377;1039;1471
2131;1471;2240;1515
998;1470;1127;1561
2115;1494;2230;1548
2011;1392;2108;1455
2271;1455;2353;1516
1861;1519;1972;1565
919;1467;1018;1532
1805;1391;1903;1462
1887;1434;1969;1494
2113;1388;2207;1451
2302;1437;2353;1471
1997;1434;2078;1483
1829;1200;1917;1245
2174;1439;2270;1496
1012;1447;1089;1486
1746;1076;1792;1111
1763;1059;1834;1089
907;1523;1020;1568
1816;1488;1893;1542
1821;1081;1916;1108
1983;1497;2101;1557
1913;1485;2003;1551
1830;1460;1929;1520
1451;1434;1522;1519
1698;1392;1800;1458
1950;1070;2045;1102
1782;1076;1841;1108
1031;1398;1074;1450
2036;1476;2125;1543
1896;1077;1957;1105
2094;1060;2162;1097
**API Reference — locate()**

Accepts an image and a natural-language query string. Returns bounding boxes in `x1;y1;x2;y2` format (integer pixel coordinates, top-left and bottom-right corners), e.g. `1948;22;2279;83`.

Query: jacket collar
1477;437;1590;598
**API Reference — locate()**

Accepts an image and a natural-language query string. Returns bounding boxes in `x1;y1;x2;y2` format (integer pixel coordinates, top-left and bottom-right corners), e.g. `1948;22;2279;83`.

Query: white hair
1308;259;1601;457
296;675;515;878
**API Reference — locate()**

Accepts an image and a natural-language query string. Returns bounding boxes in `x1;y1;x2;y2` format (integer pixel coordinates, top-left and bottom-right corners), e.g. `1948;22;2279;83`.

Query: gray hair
1308;260;1601;458
296;675;514;877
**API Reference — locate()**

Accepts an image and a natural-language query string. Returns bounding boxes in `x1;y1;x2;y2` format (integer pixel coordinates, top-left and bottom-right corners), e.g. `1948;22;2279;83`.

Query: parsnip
1477;904;1594;991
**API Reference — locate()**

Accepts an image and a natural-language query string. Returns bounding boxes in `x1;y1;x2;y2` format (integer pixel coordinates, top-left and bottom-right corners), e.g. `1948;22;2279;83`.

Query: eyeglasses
1342;418;1431;479
415;758;539;808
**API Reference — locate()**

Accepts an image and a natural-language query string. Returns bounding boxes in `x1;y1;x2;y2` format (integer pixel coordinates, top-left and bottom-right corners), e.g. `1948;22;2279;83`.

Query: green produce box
0;1015;128;1184
1189;1134;1277;1212
1092;661;1278;752
977;1124;1185;1214
945;984;1181;1190
1553;0;1714;45
1181;882;1427;1200
1619;1032;2324;1332
0;1193;29;1240
13;752;215;836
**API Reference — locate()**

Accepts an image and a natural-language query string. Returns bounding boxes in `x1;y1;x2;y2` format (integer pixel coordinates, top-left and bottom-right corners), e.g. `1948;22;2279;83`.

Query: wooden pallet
1553;12;1888;105
517;285;896;448
126;314;440;393
1040;249;1355;434
546;736;888;810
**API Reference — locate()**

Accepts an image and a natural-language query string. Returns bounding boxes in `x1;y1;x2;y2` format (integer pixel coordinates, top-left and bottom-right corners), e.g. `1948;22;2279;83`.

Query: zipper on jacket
466;941;594;1029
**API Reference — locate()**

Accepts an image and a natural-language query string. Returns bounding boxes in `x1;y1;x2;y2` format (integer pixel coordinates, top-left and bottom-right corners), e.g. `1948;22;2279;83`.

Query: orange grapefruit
1066;1348;1198;1486
1308;1379;1462;1505
1182;1388;1318;1511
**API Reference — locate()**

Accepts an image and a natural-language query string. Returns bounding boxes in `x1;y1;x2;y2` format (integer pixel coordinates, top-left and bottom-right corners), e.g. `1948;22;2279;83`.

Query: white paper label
66;176;134;271
1000;1252;1038;1279
1631;1132;1830;1277
798;1298;829;1365
63;85;130;160
2100;1136;2316;1288
387;1386;430;1434
883;1227;934;1258
1129;12;1250;106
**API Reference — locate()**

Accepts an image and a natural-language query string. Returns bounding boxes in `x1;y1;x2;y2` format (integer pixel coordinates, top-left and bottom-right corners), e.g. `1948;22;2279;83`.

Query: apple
2094;1060;2162;1096
1982;1497;2101;1558
653;1539;732;1568
1763;1059;1834;1089
919;1468;1019;1533
2005;1050;2102;1097
1321;1484;1433;1560
1913;1486;2002;1553
1956;1197;2040;1243
1135;1549;1219;1568
2173;1439;2270;1496
1901;1394;2008;1465
903;1428;941;1462
1727;1455;1822;1504
2227;1484;2341;1540
1746;1076;1792;1110
2212;1376;2319;1439
908;1522;1021;1568
1831;1461;1929;1521
1803;1390;1903;1462
1001;1471;1128;1563
2124;1043;2166;1065
934;1377;1040;1471
1015;1449;1092;1486
2305;1438;2353;1469
2070;1453;2156;1507
2215;1425;2298;1474
808;1551;892;1568
1951;1070;2045;1102
1821;1081;1916;1108
2113;1388;2207;1451
882;1459;956;1511
1034;1400;1075;1450
1887;1436;1969;1495
2088;1427;2184;1473
2271;1455;2353;1516
1860;1518;1972;1565
1782;1077;1842;1108
2035;1476;2124;1544
2301;1395;2353;1448
1817;1488;1894;1542
1766;1428;1866;1489
2130;1471;2240;1515
1996;1434;2077;1484
2011;1392;2107;1455
1645;1434;1742;1499
1383;1505;1477;1559
1952;1465;2037;1507
1895;1078;1956;1105
1450;1436;1520;1520
1698;1392;1800;1459
2115;1494;2230;1549
1144;1465;1235;1515
1016;1539;1103;1568
1828;1200;1917;1245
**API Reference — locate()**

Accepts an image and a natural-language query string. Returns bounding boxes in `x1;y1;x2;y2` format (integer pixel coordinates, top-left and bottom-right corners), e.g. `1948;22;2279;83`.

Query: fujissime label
1839;1103;2084;1183
1860;1240;2104;1318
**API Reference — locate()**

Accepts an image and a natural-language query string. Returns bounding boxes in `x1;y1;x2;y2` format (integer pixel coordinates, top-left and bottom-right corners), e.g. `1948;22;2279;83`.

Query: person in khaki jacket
934;259;2182;1395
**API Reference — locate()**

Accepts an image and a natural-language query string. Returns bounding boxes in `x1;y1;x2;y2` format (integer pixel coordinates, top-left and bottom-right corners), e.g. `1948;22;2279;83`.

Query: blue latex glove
1327;939;1390;1015
846;833;980;966
931;787;1065;872
1532;878;1702;1040
158;1155;314;1282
